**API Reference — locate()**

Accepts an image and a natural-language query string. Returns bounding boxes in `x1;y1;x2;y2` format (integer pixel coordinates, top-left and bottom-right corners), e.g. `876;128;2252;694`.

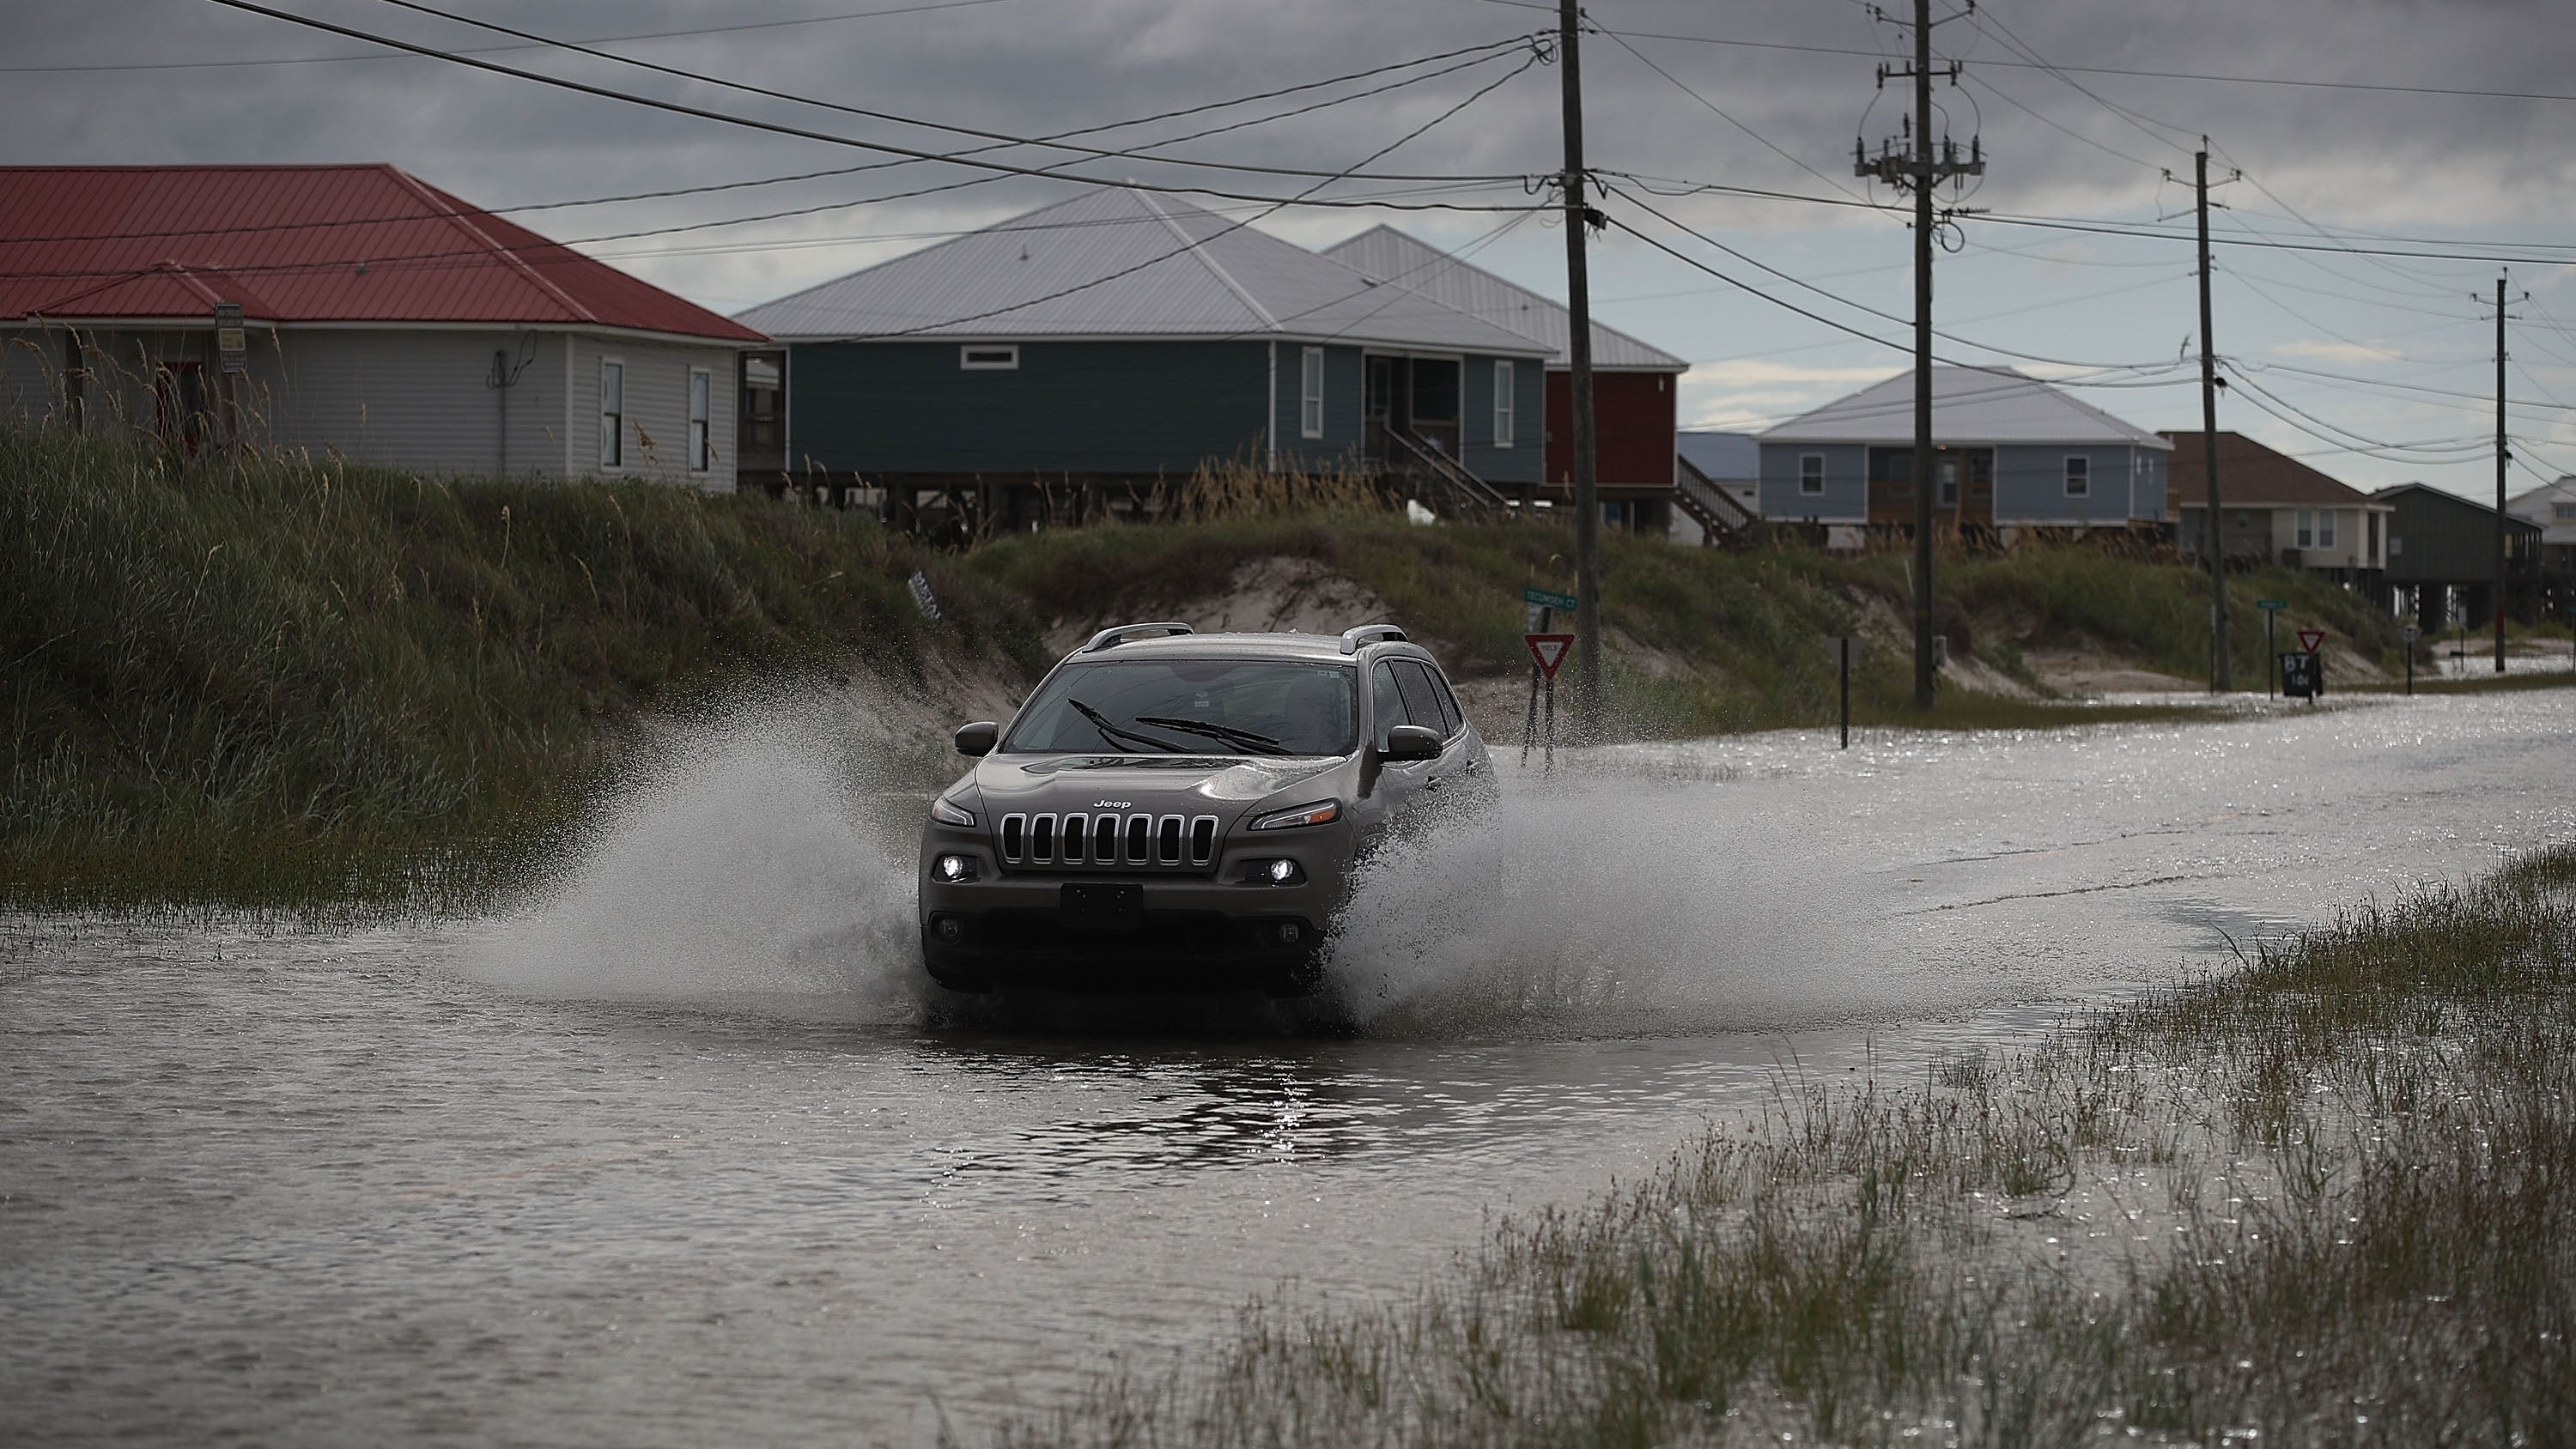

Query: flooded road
4;691;2569;1446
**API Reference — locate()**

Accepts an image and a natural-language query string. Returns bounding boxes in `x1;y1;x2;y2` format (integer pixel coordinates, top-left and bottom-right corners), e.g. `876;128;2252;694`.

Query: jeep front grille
999;812;1218;870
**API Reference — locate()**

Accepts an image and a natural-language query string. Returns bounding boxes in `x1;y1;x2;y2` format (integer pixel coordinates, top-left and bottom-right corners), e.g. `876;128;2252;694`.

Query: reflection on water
4;690;2572;1446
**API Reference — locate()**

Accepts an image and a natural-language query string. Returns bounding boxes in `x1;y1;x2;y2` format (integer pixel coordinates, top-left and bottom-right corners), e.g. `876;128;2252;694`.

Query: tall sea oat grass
0;426;1036;906
980;847;2576;1446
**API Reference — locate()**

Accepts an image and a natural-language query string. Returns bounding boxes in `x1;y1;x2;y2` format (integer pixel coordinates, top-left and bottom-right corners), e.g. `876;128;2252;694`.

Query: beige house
2166;431;2391;581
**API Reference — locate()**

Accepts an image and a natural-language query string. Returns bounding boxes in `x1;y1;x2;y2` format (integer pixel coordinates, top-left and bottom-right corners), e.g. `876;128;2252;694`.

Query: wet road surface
3;690;2568;1446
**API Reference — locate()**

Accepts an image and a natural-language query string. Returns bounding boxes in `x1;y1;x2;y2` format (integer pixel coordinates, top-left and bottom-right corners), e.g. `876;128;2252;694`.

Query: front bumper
917;828;1346;994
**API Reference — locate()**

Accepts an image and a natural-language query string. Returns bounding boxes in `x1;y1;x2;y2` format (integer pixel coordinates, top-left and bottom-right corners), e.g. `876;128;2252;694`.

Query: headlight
933;853;978;883
930;794;976;827
1247;800;1340;831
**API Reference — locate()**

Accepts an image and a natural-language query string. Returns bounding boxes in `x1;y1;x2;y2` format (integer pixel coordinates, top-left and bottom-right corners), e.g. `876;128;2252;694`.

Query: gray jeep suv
918;621;1493;994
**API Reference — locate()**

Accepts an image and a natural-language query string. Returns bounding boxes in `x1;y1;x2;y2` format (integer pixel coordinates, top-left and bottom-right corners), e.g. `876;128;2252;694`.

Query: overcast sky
9;0;2574;497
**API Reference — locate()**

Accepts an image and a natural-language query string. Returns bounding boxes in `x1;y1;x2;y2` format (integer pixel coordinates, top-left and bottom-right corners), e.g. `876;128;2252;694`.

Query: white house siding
564;332;740;490
4;324;740;490
244;329;568;476
2269;506;2387;571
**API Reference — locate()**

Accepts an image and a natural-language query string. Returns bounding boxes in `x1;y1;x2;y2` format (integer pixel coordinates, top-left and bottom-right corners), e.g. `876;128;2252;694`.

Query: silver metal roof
1677;429;1759;479
735;188;1549;355
1320;224;1686;371
1759;366;2172;449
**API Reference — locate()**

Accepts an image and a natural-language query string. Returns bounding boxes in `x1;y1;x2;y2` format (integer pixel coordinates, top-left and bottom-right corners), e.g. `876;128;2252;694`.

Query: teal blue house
733;189;1551;524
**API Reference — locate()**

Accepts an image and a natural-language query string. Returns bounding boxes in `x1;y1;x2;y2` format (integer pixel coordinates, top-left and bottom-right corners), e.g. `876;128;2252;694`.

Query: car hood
969;754;1342;815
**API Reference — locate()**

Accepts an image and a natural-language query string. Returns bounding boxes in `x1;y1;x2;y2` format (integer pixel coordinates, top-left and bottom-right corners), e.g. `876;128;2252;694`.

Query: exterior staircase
1382;428;1515;518
1675;455;1763;547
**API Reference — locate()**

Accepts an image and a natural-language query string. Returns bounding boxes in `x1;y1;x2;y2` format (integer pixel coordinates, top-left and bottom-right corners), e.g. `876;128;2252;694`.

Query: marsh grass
980;846;2576;1446
1;426;1036;909
967;514;2372;741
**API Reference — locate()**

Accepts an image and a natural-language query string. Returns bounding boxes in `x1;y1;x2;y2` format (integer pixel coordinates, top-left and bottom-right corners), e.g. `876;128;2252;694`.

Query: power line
0;36;1534;247
798;49;1545;342
200;0;1543;208
1605;185;2183;373
1597;22;2576;104
1589;27;1874;205
3;0;1024;74
355;0;1541;188
2233;358;2576;414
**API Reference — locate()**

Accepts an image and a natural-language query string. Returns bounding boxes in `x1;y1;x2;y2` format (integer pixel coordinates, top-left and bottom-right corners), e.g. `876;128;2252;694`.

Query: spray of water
1324;778;1976;1039
453;694;932;1025
447;691;2035;1040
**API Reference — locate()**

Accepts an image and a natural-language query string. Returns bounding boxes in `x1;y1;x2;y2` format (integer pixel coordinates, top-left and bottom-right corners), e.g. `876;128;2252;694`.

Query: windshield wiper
1067;698;1186;753
1133;715;1292;755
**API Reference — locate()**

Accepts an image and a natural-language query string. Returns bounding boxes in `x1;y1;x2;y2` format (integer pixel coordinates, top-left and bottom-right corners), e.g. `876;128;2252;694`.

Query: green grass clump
0;427;1036;907
981;846;2576;1446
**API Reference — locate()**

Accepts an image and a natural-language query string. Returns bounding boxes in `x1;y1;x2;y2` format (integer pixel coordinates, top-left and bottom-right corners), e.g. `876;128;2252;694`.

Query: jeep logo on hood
1091;799;1133;809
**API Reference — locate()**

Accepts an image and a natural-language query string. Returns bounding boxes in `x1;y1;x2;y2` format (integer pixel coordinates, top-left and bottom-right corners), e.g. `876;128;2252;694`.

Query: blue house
732;188;1551;524
1757;367;2171;540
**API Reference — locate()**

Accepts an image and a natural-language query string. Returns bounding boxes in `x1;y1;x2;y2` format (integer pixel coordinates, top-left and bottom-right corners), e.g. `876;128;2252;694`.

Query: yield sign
1525;633;1574;681
2297;628;2327;654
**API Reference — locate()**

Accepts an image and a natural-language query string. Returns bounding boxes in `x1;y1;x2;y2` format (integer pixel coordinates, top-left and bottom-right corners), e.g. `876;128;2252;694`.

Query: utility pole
1558;0;1601;737
1856;0;1980;709
2196;144;2230;691
2494;273;2510;673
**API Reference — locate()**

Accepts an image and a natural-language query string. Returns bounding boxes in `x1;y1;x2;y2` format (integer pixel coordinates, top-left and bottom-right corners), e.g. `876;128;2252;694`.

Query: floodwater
4;690;2570;1446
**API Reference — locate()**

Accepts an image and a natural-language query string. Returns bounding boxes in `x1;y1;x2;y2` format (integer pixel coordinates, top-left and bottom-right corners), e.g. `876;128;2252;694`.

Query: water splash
447;698;2042;1040
1325;777;2017;1040
453;696;930;1025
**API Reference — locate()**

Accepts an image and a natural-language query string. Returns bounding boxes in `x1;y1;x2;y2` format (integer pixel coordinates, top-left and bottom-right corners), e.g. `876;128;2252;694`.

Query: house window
2318;510;2336;549
1301;346;1324;439
2064;454;2089;498
2555;501;2576;522
2295;510;2312;549
960;344;1018;370
688;369;712;473
1799;453;1826;495
2294;509;2336;549
1492;360;1514;448
598;360;623;468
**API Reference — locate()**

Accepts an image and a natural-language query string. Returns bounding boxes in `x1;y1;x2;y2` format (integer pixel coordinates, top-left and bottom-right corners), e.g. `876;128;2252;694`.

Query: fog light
935;917;965;944
935;853;976;883
1274;922;1302;945
1263;858;1302;885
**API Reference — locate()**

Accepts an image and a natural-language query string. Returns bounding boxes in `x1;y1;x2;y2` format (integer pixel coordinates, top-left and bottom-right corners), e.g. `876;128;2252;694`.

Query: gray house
2372;482;2541;629
733;188;1551;524
1756;366;2171;542
0;164;764;487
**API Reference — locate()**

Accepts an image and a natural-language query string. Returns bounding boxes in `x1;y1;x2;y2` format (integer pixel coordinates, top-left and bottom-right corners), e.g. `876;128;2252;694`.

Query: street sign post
2402;622;2420;695
1828;635;1856;749
2256;599;2287;696
2281;627;2326;703
1520;590;1575;772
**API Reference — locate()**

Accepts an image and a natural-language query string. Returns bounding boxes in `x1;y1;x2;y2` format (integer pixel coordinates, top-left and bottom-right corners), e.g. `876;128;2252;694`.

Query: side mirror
953;721;999;757
1382;724;1443;761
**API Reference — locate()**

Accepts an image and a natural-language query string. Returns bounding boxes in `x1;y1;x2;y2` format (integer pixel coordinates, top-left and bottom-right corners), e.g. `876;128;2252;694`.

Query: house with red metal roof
0;164;765;485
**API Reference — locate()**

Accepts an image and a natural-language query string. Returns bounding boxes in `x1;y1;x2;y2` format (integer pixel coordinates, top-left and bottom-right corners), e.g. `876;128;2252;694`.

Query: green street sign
2256;598;2288;611
1523;586;1579;612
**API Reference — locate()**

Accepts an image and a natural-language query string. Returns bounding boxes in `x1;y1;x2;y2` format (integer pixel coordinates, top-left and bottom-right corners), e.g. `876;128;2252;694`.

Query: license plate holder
1060;882;1144;931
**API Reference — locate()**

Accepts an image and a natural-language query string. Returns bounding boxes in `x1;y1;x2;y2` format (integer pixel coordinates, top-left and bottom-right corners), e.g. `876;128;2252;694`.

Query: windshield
1004;659;1358;757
